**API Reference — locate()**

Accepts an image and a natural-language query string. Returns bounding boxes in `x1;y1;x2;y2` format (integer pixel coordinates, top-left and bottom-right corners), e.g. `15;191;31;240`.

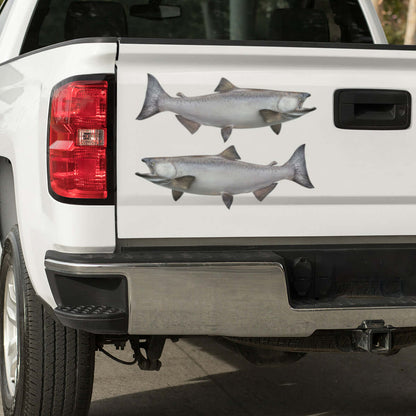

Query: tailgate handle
334;89;411;130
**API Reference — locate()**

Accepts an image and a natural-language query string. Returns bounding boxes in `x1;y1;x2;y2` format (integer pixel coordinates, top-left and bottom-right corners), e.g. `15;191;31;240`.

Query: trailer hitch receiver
352;320;394;354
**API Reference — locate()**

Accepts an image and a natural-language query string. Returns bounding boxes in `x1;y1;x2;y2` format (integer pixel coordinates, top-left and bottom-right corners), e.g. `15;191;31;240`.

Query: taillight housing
48;77;113;202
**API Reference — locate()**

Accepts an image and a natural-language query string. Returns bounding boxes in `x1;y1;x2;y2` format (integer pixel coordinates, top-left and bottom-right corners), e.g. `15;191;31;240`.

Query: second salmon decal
137;74;316;142
136;145;314;209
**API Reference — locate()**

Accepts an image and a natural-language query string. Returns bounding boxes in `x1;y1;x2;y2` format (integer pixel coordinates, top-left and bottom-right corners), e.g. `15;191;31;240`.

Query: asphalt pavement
1;337;416;415
89;337;416;416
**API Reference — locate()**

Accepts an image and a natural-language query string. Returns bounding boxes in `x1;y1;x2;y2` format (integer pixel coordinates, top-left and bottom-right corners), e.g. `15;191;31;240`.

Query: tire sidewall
0;231;26;415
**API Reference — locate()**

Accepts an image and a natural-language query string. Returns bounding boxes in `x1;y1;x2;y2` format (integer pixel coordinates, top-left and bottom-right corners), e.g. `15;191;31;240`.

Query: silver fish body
143;156;289;195
137;145;314;209
161;90;309;129
137;74;315;141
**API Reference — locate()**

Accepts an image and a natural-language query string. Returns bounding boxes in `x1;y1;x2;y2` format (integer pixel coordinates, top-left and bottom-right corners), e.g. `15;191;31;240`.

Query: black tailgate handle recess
334;89;411;130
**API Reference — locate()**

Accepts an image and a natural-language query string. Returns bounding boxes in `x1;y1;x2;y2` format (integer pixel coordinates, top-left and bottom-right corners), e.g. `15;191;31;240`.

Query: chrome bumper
45;256;416;337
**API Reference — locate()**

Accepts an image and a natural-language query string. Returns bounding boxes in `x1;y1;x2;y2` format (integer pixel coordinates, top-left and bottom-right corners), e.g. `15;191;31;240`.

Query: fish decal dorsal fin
219;146;241;161
176;92;186;98
215;78;238;93
171;176;195;190
253;183;277;201
268;161;278;166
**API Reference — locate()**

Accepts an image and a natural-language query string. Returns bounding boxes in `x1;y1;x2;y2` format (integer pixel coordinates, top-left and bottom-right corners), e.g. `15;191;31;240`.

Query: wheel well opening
0;158;17;245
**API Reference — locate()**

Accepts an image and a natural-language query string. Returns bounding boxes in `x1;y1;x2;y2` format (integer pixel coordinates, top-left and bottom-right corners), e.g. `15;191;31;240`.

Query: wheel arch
0;157;17;246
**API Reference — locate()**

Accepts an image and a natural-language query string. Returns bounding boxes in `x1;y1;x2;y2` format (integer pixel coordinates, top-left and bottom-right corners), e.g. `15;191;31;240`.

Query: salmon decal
137;74;316;142
136;145;314;209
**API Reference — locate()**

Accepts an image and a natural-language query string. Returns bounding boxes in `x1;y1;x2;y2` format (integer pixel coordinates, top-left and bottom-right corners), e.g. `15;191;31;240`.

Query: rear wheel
0;227;96;416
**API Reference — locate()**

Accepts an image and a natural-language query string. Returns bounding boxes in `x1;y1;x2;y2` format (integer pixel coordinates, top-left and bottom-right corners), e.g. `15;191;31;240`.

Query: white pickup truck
0;0;415;414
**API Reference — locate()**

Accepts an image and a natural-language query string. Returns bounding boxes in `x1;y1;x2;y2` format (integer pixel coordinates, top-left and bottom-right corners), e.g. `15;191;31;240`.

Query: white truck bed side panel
0;42;117;306
0;0;38;62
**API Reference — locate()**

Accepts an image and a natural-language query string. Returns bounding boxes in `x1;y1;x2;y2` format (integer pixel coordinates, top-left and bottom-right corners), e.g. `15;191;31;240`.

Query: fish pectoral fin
259;109;284;124
219;146;241;160
171;176;195;190
176;92;186;98
270;124;282;135
221;126;233;142
268;161;278;166
172;190;184;201
175;115;201;134
221;193;234;209
215;78;238;93
253;183;278;202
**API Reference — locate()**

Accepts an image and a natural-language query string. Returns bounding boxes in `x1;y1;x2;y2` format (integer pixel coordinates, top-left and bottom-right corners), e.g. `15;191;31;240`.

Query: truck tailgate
116;42;416;240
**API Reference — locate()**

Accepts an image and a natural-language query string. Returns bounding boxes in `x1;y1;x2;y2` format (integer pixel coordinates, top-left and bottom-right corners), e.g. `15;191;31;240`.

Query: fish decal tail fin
136;74;170;120
283;144;314;189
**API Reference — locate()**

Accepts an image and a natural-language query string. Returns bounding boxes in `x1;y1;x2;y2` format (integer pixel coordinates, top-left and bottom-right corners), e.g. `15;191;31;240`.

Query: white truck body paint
0;0;406;310
0;0;36;62
0;40;117;307
359;0;389;44
116;43;416;239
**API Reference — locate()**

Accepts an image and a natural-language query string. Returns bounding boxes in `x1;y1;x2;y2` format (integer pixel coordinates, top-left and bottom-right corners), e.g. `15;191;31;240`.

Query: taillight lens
49;80;109;200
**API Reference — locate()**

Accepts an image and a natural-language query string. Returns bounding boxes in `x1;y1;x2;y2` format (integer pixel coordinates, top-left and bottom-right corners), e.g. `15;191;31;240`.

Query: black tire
0;227;96;416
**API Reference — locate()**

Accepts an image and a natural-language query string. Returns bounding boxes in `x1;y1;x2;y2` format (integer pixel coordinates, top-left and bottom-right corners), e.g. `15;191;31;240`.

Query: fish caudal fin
136;74;170;120
283;144;314;189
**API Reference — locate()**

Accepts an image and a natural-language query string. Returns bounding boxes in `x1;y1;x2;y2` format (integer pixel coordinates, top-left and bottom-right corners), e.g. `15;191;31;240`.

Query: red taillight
49;80;109;200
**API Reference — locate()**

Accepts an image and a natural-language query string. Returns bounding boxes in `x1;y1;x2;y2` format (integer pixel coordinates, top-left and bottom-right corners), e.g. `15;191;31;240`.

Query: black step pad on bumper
46;269;129;334
57;305;123;316
54;304;127;334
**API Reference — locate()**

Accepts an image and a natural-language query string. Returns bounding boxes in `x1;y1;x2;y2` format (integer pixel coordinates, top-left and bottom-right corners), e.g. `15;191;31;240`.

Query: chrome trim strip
45;259;282;272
